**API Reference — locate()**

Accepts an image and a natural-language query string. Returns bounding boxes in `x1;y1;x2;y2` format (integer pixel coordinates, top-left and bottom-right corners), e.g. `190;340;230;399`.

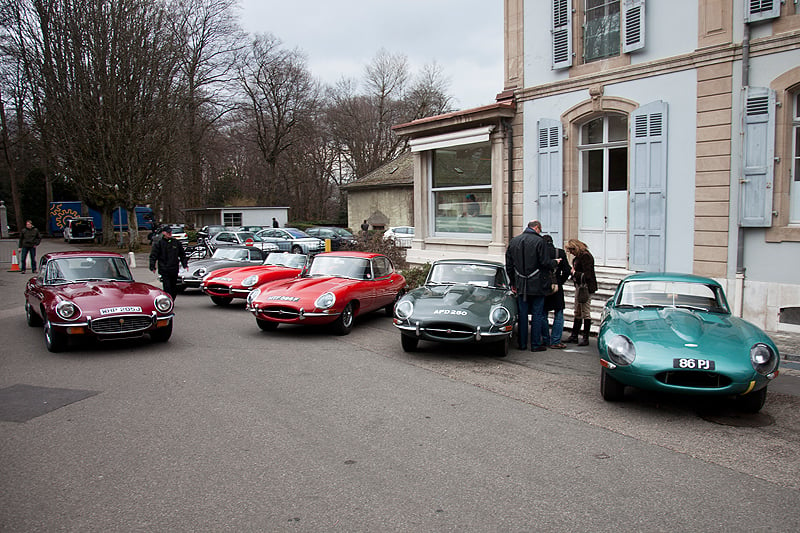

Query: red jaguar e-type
24;251;174;352
246;251;406;335
201;252;309;306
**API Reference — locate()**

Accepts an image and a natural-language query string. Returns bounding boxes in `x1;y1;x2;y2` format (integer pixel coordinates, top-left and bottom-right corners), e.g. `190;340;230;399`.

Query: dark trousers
517;294;545;349
20;247;36;272
161;273;179;300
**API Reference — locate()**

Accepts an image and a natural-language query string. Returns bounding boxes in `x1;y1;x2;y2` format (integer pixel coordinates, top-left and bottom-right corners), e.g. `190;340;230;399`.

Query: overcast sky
236;0;504;110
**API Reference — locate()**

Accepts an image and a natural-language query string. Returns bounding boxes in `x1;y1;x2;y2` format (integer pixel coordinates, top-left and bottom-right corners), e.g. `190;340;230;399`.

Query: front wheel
150;321;173;342
44;319;68;353
257;318;278;331
332;302;354;335
26;302;42;327
736;386;767;413
291;245;303;254
491;336;510;358
400;334;418;352
600;367;625;401
210;295;232;307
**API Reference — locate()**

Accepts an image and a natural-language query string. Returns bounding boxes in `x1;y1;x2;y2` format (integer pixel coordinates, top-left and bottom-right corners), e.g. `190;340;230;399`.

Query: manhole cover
0;384;100;422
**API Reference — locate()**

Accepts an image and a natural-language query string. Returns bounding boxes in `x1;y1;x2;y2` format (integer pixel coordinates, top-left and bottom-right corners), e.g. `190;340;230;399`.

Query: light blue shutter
744;0;780;23
552;0;572;69
740;87;776;227
622;0;645;53
537;119;564;247
629;101;668;272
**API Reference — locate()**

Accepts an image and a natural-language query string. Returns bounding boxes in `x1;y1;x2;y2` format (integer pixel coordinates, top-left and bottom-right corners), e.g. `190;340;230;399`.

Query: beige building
341;152;414;232
393;0;800;332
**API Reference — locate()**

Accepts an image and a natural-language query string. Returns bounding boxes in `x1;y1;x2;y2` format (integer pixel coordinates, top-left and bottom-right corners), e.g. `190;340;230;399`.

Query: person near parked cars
565;238;597;346
272;217;279;228
505;220;560;352
149;225;188;299
360;220;369;233
18;220;42;274
541;234;570;349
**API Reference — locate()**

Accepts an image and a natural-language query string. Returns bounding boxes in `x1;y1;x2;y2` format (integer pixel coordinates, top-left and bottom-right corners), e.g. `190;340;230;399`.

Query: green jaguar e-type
598;272;780;412
393;259;517;357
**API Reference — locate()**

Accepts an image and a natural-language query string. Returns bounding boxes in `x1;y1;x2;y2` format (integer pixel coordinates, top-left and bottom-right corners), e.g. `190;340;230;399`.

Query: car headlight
490;306;511;326
154;294;173;313
750;343;777;375
315;292;336;310
606;335;636;366
196;267;207;277
242;275;259;288
395;300;413;320
247;288;261;306
55;301;80;320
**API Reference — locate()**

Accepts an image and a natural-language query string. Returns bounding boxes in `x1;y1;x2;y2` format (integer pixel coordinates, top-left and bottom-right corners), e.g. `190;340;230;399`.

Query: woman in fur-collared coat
565;239;597;346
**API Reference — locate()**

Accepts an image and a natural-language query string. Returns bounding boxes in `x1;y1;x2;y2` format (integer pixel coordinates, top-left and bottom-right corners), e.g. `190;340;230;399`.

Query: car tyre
150;321;173;343
210;295;232;307
401;334;418;352
332;302;354;335
600;367;625;401
44;318;68;353
736;386;767;414
492;336;510;358
26;302;43;327
257;318;278;331
385;291;403;317
291;245;303;254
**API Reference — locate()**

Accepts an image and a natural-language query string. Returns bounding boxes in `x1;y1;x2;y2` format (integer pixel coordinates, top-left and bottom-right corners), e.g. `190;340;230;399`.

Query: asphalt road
2;240;800;531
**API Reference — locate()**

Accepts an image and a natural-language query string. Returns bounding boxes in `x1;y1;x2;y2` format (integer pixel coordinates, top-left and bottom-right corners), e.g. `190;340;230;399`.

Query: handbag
577;283;590;303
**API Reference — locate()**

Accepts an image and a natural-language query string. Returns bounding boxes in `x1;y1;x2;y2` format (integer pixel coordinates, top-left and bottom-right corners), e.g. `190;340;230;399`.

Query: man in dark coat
542;234;570;348
505;220;560;351
18;220;42;274
149;225;188;299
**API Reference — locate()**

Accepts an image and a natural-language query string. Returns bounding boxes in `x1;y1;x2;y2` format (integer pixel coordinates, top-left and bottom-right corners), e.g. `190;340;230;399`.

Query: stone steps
560;266;633;336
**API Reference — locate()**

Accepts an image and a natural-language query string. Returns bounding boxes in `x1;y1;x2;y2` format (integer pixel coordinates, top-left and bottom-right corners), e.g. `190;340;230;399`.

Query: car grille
655;371;732;389
260;306;302;320
205;284;231;295
422;322;475;340
90;315;153;334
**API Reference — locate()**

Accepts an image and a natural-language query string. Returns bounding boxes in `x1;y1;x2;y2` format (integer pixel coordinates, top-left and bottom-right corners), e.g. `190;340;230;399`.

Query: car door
368;256;397;311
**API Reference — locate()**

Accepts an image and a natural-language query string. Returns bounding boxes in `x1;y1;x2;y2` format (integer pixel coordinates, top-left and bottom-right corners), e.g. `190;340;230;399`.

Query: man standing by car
505;220;560;352
150;225;188;299
18;220;42;274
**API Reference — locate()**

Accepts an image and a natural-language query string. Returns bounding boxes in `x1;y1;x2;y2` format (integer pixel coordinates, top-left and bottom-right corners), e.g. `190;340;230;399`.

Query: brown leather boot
565;319;581;343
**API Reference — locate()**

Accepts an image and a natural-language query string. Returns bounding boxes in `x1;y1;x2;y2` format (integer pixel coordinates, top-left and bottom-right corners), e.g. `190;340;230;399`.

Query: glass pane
432;142;491;188
608;147;628;191
795;126;800;182
584;0;620;62
434;190;492;234
582;150;603;192
582;118;604;145
796;92;800;119
608;115;628;141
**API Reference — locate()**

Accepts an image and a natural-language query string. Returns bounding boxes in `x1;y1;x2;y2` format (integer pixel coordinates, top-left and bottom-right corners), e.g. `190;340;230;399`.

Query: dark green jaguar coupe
393;259;517;357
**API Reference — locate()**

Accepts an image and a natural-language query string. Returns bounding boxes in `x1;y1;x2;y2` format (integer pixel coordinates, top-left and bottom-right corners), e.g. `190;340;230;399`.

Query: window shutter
552;0;572;69
622;0;645;53
740;87;776;227
537;119;564;247
744;0;780;23
629;101;668;272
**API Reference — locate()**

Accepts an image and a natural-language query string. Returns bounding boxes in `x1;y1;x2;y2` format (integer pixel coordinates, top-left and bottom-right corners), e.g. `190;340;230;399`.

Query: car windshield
427;263;508;288
236;232;261;242
308;256;371;280
616;280;729;313
213;248;250;261
285;228;311;238
265;253;307;268
46;257;133;284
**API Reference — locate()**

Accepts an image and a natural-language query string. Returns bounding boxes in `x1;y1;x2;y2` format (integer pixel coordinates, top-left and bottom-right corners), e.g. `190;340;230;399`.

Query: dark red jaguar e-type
24;251;174;352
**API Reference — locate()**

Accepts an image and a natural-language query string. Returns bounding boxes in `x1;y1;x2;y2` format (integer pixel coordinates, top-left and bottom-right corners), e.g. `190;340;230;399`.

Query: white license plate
673;358;715;370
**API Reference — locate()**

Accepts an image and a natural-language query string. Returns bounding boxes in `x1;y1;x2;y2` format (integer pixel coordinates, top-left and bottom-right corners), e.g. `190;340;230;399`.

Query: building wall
346;188;413;233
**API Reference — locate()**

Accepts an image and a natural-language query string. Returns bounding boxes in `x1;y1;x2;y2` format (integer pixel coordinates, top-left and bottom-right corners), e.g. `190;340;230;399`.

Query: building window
430;142;492;236
584;0;620;62
792;91;800;223
223;212;242;227
579;115;628;193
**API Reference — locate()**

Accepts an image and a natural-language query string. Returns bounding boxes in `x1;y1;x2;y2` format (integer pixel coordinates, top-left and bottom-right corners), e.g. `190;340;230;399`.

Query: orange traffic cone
8;249;20;272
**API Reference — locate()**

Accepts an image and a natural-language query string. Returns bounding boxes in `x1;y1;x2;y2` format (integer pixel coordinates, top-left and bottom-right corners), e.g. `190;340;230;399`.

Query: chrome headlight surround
395;300;413;320
750;343;778;375
196;267;208;277
315;292;336;310
490;306;511;326
247;288;261;306
606;335;636;366
154;294;173;313
242;275;259;288
55;300;81;320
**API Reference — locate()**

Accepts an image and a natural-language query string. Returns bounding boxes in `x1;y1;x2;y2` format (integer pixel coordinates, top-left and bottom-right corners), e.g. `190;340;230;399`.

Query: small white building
184;206;290;229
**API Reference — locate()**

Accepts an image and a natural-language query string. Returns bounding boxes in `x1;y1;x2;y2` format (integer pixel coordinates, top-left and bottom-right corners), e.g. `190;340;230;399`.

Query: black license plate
673;358;715;370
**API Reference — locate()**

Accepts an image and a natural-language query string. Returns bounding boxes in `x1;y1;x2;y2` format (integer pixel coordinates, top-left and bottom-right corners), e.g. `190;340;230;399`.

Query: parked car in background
197;225;228;244
306;226;355;251
247;251;406;335
393;259;517;357
63;217;96;244
24;251;174;352
597;272;781;413
202;252;309;306
237;225;268;233
178;246;270;291
255;227;325;254
166;224;189;247
383;226;414;247
207;231;279;254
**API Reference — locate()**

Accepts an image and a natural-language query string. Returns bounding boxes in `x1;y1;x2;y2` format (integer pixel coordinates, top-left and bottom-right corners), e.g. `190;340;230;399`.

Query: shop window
431;142;492;236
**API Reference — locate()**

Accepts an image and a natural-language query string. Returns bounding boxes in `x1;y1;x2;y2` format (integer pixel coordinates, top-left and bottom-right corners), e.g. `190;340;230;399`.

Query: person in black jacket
541;235;571;349
18;220;42;274
505;220;560;352
149;225;188;299
565;238;598;346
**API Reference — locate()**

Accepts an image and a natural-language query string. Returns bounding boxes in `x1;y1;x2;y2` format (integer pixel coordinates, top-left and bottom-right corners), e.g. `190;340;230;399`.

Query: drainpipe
734;22;751;317
504;118;514;243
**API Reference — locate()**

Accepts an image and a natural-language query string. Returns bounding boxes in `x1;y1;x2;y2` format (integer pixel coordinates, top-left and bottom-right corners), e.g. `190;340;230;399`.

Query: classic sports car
247;251;406;335
24;251;174;352
392;259;517;357
255;228;325;255
201;252;309;306
178;246;270;291
206;231;280;254
598;272;780;412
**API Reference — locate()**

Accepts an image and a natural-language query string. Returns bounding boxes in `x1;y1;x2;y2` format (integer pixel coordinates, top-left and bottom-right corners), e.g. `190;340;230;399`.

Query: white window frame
791;91;800;224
